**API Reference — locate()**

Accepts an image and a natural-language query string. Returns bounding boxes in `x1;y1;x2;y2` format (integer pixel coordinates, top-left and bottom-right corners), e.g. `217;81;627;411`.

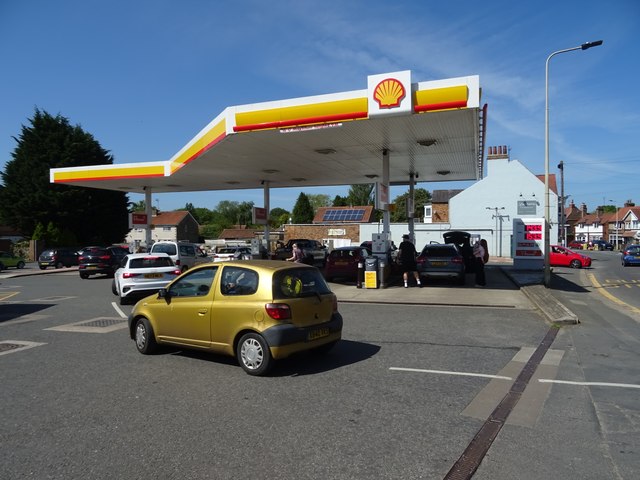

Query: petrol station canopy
50;71;486;196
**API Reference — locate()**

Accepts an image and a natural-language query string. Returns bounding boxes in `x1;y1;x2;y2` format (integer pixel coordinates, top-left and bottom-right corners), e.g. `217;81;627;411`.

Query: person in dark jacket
398;234;421;288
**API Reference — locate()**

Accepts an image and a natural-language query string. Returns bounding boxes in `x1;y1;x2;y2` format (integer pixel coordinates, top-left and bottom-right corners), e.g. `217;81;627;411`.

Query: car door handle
198;309;208;315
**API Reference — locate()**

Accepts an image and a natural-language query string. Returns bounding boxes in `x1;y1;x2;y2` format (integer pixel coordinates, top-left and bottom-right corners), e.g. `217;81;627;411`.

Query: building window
163;227;171;231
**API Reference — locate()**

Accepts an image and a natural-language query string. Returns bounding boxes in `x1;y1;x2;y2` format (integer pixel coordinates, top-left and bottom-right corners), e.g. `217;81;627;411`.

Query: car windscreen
129;257;174;268
152;244;177;255
81;248;107;256
273;268;331;299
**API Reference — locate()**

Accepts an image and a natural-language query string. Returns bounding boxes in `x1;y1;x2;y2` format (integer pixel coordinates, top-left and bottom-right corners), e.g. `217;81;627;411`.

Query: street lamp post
608;199;618;249
544;40;603;287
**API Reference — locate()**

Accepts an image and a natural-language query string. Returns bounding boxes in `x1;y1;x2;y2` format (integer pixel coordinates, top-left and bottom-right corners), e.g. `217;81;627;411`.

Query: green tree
129;200;146;212
347;184;375;206
391;188;432;222
0;109;129;244
292;192;314;223
306;194;331;212
332;195;349;206
269;207;290;228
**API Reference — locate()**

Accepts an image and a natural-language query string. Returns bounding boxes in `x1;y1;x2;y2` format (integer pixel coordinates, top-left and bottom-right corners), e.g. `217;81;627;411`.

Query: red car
568;240;586;249
324;246;371;282
550;245;591;268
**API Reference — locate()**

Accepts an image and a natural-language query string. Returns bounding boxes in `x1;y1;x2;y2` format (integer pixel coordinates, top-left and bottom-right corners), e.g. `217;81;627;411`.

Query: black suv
591;239;613;251
38;248;79;269
78;246;130;279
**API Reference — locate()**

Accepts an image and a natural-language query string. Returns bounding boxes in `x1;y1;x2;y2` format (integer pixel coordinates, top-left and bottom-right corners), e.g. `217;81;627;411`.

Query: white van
150;241;198;272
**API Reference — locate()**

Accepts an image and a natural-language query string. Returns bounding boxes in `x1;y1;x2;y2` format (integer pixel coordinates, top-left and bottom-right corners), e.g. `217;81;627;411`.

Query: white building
359;146;559;258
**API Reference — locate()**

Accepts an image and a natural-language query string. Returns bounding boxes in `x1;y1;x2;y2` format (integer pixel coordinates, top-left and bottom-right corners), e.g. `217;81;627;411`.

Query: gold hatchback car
128;260;342;375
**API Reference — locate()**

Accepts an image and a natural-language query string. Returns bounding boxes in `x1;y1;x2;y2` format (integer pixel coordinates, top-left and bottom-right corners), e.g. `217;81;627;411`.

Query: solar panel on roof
322;208;366;222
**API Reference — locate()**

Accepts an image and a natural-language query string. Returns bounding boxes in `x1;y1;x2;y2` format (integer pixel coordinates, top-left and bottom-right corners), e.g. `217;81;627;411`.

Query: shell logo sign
368;70;412;117
373;78;406;108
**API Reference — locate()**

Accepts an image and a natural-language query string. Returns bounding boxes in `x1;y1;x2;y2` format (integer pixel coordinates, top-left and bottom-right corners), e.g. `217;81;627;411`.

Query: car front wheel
237;333;272;376
17;261;25;269
134;317;158;354
569;259;582;269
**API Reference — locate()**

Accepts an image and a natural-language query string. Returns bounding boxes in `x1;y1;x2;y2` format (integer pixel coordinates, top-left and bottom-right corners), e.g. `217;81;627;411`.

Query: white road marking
538;379;640;389
111;302;127;318
389;367;512;380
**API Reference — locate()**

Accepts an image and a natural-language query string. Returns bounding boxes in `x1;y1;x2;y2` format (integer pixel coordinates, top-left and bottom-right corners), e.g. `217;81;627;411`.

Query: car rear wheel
134;317;158;354
569;259;582;269
237;333;272;376
111;280;118;295
55;261;64;269
80;272;89;279
17;261;25;269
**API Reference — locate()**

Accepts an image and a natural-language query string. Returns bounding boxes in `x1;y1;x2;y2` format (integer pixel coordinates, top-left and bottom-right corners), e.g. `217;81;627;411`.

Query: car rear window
273;268;331;299
81;247;107;256
129;257;174;268
421;246;458;257
152;244;177;255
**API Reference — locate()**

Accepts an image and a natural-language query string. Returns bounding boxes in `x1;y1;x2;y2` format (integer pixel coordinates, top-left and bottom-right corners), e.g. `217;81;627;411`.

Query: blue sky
1;0;638;213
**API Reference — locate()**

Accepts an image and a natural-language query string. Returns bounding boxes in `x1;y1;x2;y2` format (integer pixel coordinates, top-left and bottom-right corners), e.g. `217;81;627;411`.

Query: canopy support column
382;149;390;237
408;172;416;242
263;181;270;255
144;187;153;248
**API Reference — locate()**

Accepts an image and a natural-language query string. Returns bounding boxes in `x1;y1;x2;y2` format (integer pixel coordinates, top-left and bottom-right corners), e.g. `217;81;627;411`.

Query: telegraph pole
558;161;566;246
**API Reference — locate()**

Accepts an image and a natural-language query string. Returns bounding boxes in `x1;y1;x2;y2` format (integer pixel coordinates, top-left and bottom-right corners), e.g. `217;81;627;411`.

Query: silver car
112;253;181;305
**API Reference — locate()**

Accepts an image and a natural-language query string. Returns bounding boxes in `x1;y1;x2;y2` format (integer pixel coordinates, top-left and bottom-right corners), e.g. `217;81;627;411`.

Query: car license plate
144;273;163;278
431;261;446;266
87;266;97;269
308;327;329;341
335;261;348;266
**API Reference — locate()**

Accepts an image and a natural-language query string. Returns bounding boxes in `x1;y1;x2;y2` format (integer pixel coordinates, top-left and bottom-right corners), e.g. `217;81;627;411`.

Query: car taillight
265;303;291;320
452;256;464;264
332;295;338;312
99;255;110;261
171;269;181;275
122;272;140;278
175;259;181;265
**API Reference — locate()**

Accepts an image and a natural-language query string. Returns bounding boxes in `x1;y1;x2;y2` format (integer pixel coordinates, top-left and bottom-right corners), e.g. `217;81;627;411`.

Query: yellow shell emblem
373;78;406;108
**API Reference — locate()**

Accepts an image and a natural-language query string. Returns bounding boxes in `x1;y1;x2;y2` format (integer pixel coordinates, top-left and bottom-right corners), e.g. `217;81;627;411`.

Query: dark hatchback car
324;246;371;282
38;248;79;269
591;239;613;251
416;243;466;285
78;246;130;279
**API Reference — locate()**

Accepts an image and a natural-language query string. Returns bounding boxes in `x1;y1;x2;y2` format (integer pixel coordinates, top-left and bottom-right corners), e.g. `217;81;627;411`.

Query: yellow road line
587;273;640;315
0;292;19;301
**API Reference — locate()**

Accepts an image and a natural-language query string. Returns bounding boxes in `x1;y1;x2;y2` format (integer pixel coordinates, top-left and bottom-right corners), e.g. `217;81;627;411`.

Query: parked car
549;245;592;268
0;251;26;270
272;239;328;266
568;240;586;249
416;243;466;285
78;245;130;279
212;246;252;262
149;241;199;272
591;240;614;251
112;253;181;305
128;261;342;376
621;245;640;267
443;231;475;273
324;246;371;282
38;248;79;269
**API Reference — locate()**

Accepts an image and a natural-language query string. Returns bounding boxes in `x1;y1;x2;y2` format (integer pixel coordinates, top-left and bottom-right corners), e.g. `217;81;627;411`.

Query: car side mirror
158;288;170;301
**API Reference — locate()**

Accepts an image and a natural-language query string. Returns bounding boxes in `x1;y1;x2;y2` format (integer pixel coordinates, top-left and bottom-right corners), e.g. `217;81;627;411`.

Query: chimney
486;145;509;160
580;203;588;214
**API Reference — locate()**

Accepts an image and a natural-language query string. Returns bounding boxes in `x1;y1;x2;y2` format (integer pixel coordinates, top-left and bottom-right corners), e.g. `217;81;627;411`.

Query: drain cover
78;318;126;328
0;343;23;353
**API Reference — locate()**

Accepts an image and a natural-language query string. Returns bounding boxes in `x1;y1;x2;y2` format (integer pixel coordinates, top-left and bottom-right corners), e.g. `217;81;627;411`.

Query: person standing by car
473;239;488;287
286;243;304;263
399;234;421;288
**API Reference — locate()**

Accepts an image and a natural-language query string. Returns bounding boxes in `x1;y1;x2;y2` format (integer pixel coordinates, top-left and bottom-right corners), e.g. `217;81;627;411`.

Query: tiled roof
432;190;463;203
313;206;375;223
534;174;558;195
131;210;199;227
